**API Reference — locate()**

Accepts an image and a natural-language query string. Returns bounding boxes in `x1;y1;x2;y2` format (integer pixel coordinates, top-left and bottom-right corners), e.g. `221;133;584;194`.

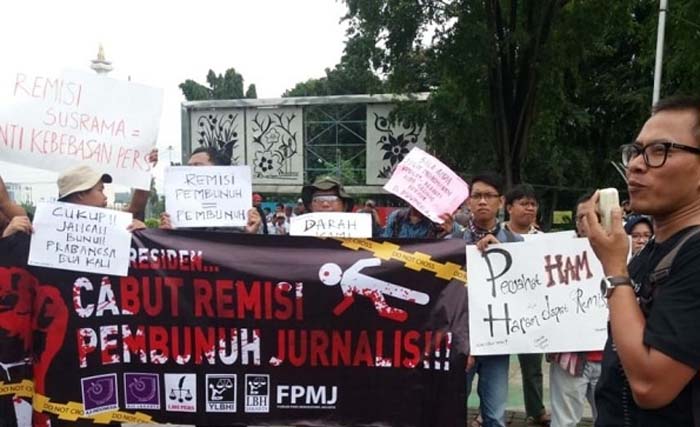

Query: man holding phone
580;96;700;426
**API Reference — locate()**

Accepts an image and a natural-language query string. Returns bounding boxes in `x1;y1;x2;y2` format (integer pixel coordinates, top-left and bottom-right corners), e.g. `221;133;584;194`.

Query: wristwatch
600;276;634;298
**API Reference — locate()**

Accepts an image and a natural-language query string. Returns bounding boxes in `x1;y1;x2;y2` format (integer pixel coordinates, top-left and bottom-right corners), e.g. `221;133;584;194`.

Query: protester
581;96;700;426
252;192;269;234
274;202;287;219
358;199;384;236
547;192;602;427
125;148;159;221
624;214;653;256
504;184;539;235
0;175;30;238
463;173;522;427
292;198;306;216
382;205;457;239
159;146;261;233
503;184;550;427
57;164;147;231
269;212;289;235
301;176;354;213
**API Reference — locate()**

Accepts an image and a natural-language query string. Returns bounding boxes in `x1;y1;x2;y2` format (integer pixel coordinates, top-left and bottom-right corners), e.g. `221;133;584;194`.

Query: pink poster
383;147;469;223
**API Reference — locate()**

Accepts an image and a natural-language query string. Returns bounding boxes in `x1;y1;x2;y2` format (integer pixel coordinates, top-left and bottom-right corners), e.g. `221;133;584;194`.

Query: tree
179;68;257;101
342;1;652;189
245;84;257;99
283;63;383;97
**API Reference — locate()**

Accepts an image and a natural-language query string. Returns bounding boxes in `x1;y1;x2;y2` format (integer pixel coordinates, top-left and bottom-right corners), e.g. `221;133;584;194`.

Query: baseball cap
57;165;113;200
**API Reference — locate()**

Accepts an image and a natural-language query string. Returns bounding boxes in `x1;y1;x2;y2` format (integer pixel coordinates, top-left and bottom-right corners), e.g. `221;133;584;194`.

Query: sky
0;0;349;201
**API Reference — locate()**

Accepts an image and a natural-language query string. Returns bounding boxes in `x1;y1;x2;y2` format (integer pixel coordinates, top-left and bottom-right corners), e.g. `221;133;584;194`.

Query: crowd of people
1;95;699;426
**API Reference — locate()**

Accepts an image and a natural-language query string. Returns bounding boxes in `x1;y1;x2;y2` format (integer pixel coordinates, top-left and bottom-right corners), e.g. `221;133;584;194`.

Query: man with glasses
159;147;262;233
463;173;522;427
579;96;700;426
503;184;551;426
301;176;354;213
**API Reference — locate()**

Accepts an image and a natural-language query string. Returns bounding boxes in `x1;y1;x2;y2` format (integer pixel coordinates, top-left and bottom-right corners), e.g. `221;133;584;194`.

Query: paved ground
466;408;594;427
467;355;594;426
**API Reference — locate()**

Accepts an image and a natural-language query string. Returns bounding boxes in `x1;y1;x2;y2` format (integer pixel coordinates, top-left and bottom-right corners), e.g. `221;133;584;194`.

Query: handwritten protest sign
467;236;608;355
289;212;372;237
0;70;163;190
28;201;132;276
521;230;577;242
164;165;252;228
383;147;469;223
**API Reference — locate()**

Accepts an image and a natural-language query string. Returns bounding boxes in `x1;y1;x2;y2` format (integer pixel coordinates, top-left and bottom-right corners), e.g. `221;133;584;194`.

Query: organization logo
276;384;338;409
123;373;160;410
81;373;119;415
205;374;237;413
244;374;269;413
164;373;197;413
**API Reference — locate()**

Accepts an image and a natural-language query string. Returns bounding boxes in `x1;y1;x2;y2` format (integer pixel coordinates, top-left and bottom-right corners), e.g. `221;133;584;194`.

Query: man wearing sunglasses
579;96;700;426
301;176;354;213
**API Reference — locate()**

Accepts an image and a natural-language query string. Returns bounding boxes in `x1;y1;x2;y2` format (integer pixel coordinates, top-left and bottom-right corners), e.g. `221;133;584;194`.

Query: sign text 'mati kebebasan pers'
0;231;468;426
0;70;163;190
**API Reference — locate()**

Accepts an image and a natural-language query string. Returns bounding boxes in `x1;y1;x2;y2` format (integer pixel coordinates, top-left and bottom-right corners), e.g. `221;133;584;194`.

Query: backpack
639;226;700;426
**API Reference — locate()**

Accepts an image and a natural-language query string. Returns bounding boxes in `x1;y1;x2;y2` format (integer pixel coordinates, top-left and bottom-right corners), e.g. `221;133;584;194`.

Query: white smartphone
596;188;620;232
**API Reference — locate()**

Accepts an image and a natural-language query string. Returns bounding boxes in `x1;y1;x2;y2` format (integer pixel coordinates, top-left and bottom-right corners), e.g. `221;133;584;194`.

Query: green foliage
245;84;257;99
179;68;257;101
337;0;700;226
283;62;384;97
19;201;35;218
144;218;160;229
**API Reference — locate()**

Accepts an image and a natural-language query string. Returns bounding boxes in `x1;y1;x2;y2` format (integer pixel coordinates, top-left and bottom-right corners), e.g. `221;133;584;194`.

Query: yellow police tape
0;238;464;423
333;238;467;284
0;379;33;399
0;380;155;424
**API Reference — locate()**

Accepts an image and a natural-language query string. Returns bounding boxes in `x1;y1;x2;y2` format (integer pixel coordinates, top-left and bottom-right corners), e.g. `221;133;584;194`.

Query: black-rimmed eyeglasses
621;141;700;168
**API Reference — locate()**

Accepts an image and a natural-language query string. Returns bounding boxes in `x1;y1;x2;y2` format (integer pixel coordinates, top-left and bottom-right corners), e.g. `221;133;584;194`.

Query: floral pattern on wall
245;107;303;184
189;110;245;164
366;104;426;185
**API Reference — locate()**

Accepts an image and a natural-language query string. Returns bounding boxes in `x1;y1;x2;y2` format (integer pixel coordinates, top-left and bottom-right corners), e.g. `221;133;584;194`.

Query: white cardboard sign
0;70;163;190
467;236;608;355
383;147;469;223
164;165;252;228
521;230;577;242
289;212;372;237
28;202;133;276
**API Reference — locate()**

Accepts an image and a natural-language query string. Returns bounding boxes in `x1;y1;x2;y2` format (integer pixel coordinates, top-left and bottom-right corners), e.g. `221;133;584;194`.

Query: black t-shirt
595;226;700;427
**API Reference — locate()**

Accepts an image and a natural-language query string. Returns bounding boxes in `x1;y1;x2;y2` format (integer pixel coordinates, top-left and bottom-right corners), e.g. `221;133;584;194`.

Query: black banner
0;230;468;426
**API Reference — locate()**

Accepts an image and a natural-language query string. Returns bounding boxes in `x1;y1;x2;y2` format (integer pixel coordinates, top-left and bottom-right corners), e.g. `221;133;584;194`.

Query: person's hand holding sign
436;213;455;238
245;208;262;234
476;234;500;252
